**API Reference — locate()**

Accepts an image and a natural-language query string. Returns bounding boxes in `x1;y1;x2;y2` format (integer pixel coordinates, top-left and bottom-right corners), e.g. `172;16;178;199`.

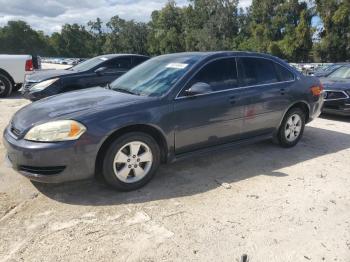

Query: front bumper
21;89;47;101
322;99;350;116
21;80;60;101
3;127;97;183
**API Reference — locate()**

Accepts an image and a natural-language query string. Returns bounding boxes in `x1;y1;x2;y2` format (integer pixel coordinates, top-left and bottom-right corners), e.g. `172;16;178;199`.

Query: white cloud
0;0;252;34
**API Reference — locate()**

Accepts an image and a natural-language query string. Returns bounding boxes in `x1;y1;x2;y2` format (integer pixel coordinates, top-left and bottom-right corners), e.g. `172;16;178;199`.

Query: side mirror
185;82;212;96
94;67;107;75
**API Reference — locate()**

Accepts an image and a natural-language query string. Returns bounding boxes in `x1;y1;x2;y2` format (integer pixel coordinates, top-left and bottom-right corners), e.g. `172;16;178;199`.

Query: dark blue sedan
321;65;350;116
3;52;324;191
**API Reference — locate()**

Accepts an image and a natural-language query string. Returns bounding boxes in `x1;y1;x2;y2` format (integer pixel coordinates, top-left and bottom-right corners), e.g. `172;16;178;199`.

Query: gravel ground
1;93;350;262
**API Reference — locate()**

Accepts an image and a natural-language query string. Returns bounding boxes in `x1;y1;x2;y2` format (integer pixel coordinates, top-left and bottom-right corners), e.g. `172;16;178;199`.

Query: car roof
95;54;149;59
158;51;284;61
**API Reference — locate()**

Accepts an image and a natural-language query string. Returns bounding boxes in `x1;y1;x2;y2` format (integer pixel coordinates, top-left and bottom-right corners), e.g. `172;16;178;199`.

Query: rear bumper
307;96;324;123
3;127;96;183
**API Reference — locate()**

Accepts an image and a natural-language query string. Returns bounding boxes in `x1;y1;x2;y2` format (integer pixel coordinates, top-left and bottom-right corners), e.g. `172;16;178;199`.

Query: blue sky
0;0;321;34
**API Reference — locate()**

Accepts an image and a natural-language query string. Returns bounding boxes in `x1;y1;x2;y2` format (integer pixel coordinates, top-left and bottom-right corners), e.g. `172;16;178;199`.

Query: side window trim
237;56;290;86
273;62;295;82
175;56;296;100
109;56;132;71
236;55;296;83
176;56;238;99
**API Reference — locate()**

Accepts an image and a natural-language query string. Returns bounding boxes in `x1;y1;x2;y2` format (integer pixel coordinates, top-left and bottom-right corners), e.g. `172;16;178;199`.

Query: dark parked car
21;54;149;101
321;65;350;116
4;52;323;191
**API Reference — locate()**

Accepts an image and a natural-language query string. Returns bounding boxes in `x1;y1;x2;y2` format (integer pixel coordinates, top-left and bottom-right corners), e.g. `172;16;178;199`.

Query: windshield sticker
166;63;188;69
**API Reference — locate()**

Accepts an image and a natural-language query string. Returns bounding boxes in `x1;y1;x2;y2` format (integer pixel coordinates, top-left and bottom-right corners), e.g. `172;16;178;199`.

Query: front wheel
102;132;160;191
277;108;306;148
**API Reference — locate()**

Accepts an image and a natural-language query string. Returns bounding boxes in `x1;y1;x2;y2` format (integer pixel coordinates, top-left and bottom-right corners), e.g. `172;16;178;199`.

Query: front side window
188;58;238;92
239;58;278;86
70;57;106;72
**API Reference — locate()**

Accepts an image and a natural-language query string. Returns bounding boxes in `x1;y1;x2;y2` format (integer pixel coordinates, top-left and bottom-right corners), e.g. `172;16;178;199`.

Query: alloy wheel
113;141;153;183
285;114;302;142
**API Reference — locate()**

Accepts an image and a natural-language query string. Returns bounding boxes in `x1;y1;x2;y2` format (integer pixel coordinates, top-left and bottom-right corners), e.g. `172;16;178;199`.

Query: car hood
26;69;75;82
320;77;350;91
11;87;149;132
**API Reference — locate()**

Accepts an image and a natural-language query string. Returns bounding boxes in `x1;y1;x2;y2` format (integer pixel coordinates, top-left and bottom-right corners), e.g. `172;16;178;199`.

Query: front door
173;58;245;154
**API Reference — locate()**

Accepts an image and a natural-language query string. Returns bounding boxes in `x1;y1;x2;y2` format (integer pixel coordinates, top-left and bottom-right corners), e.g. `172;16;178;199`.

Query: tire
277;107;306;148
102;132;161;191
0;74;13;98
13;83;22;92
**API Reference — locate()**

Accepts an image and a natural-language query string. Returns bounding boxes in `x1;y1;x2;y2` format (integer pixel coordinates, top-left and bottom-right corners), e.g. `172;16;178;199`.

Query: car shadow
33;126;350;206
3;91;23;100
320;113;350;123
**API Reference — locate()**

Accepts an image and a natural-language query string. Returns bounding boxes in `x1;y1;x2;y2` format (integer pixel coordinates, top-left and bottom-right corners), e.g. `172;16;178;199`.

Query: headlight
24;120;86;142
30;78;59;92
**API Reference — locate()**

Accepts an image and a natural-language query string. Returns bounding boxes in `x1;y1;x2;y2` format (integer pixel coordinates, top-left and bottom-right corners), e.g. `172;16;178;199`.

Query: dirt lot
0;94;350;262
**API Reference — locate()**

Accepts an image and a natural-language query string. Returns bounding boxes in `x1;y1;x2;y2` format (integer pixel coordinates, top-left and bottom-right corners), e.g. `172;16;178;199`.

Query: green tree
0;20;51;55
314;0;350;62
184;0;239;51
147;0;185;54
87;18;106;56
238;0;313;62
50;24;94;57
103;16;149;54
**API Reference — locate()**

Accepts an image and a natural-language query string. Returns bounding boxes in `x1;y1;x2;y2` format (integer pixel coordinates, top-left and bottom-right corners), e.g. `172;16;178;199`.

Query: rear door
173;57;245;154
237;57;294;137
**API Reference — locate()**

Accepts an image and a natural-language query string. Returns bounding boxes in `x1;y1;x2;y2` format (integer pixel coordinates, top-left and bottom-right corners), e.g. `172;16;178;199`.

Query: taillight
25;59;33;71
311;84;323;97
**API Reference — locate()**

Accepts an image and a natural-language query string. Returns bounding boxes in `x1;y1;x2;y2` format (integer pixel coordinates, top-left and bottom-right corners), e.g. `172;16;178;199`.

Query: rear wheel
0;74;13;98
277;107;306;148
102;132;160;191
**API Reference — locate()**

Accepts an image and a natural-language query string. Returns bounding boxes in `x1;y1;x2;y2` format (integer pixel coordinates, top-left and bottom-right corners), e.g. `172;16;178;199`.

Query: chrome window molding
175;55;296;100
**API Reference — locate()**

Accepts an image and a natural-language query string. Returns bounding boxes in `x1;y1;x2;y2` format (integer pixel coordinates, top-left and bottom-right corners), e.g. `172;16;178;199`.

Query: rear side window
106;57;132;70
189;58;238;92
239;58;278;86
274;63;295;81
133;56;149;67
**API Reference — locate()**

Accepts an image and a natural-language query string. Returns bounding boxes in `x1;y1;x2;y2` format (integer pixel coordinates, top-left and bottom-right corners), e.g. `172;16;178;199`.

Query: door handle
280;88;287;95
228;96;236;105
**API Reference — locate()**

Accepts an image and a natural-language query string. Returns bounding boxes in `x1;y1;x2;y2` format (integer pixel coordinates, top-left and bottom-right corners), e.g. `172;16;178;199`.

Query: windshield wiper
113;87;140;96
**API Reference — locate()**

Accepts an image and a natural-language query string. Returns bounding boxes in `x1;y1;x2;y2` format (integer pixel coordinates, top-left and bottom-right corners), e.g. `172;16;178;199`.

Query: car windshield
70;57;106;72
109;54;202;97
316;65;333;73
328;66;350;79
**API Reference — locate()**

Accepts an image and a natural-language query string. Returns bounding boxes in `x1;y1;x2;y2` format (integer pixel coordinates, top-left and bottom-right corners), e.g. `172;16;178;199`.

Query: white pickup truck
0;54;34;97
